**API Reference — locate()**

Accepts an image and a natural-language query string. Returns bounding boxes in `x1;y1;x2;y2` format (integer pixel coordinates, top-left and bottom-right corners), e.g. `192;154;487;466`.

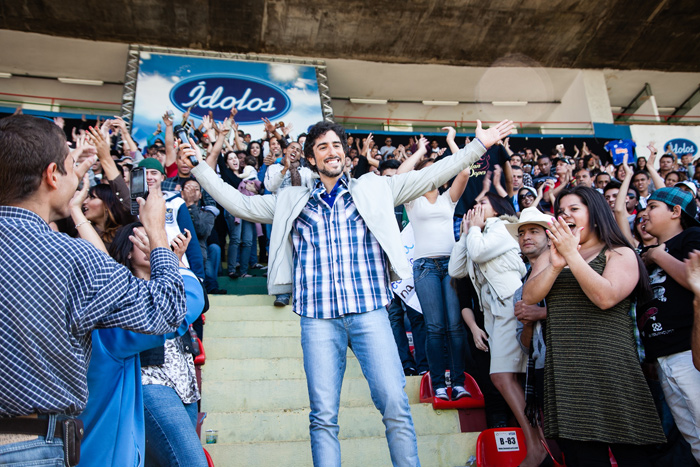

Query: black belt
0;417;83;466
0;417;66;438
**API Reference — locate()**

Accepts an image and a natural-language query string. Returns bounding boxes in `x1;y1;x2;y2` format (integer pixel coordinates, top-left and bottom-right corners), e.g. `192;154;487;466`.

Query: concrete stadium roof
2;0;699;72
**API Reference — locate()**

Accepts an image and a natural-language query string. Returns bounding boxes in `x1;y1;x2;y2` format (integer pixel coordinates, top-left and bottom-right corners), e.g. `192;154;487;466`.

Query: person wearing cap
638;186;700;462
518;186;543;212
675;180;698;198
138;158;204;280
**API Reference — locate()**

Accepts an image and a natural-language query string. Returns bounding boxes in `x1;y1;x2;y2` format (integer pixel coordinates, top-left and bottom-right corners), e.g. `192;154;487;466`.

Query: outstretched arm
646;143;665;189
614;155;637;246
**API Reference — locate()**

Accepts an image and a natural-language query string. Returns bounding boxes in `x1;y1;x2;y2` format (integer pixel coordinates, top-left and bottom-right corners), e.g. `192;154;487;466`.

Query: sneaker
274;296;290;307
240;274;253;278
228;271;240;279
404;367;418;377
451;385;471;400
434;388;449;401
250;263;266;270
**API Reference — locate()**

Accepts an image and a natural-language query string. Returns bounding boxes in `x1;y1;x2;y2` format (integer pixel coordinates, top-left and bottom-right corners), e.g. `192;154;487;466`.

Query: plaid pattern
649;186;697;220
0;206;186;416
291;177;392;319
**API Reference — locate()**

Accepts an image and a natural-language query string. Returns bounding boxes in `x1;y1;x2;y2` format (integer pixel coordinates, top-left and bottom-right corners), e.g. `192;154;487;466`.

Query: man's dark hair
554;186;651;302
632;170;649;181
0;115;69;205
511;165;523;171
660;154;674;161
603;180;622;195
379;159;401;175
537;155;551;162
595;172;611;182
303;121;349;173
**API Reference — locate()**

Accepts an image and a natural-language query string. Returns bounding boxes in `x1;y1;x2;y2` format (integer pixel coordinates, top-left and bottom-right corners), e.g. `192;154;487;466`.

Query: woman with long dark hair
522;186;664;466
81;184;136;249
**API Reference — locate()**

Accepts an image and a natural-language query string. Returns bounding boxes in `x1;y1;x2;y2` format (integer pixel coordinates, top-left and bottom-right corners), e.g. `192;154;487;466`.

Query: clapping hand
685;251;700;297
546;216;582;269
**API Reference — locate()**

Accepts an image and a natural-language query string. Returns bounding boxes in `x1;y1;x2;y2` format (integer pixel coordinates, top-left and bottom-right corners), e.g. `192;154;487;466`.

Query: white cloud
269;64;299;83
284;87;323;110
134;72;178;124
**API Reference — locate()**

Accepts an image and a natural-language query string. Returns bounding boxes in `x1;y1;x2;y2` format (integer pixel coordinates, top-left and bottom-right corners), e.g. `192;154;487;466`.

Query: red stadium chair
476;428;527;467
418;372;485;409
194;338;206;366
204;448;215;467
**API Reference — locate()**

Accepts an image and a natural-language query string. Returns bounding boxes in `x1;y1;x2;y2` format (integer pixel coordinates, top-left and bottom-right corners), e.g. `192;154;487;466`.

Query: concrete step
206;320;300;338
204;336;303;359
204;432;478;467
201;376;423;412
202;403;461;444
204;356;364;381
207;306;300;321
209;295;277;307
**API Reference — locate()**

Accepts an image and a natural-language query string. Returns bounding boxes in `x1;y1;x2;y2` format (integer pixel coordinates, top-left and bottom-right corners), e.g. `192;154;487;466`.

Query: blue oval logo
665;138;697;157
169;75;291;124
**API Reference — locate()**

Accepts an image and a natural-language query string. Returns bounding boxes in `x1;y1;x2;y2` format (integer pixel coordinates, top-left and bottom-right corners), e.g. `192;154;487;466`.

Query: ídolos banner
131;52;325;147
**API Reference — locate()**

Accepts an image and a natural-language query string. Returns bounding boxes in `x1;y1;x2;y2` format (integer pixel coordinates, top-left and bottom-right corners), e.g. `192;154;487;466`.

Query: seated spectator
594;171;611;191
664;170;683;187
574;167;593;188
380;137;396;158
632;170;653;205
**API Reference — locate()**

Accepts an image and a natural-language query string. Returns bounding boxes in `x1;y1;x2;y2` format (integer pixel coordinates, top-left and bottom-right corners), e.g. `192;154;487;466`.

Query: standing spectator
523;186;665;466
380;137;396;158
185;119;515;467
0;115;186;466
638;187;700;463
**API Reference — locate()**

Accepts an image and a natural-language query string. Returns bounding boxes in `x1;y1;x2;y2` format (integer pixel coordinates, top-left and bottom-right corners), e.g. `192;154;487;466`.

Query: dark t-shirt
638;226;700;359
455;145;509;216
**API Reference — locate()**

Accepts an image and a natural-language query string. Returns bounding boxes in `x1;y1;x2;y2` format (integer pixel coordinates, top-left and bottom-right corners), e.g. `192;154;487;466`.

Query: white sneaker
434;388;449;400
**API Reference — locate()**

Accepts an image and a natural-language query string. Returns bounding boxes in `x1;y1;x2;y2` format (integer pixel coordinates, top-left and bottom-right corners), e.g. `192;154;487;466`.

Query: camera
130;167;149;215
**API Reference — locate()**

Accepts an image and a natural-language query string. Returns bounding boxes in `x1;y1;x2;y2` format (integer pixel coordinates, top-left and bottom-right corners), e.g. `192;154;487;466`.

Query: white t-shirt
404;190;457;259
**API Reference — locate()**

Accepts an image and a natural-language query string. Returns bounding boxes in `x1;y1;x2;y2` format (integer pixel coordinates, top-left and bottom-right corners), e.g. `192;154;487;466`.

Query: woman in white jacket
450;192;546;467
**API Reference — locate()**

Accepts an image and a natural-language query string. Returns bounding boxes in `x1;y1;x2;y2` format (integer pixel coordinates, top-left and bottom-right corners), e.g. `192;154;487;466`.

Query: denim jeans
387;295;428;373
143;384;207;467
413;257;466;389
204;243;222;292
300;308;420;467
0;414;66;466
238;220;255;275
224;211;241;275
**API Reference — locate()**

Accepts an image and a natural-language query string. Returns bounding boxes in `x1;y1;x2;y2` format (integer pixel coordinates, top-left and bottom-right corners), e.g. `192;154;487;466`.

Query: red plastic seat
194;338;206;366
204;448;215;467
418;372;485;409
476;427;527;467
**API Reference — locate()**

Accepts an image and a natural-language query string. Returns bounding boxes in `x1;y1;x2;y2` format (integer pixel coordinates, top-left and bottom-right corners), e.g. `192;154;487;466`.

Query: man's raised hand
474;119;514;149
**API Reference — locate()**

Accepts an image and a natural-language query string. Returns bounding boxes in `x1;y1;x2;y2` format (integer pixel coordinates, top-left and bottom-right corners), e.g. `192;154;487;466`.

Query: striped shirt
291;177;391;319
0;206;186;416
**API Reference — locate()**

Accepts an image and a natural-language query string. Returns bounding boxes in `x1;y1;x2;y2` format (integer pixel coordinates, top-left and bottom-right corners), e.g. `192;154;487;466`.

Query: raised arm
113;116;138;155
70;174;109;254
397;135;428;174
503;158;515;198
614;155;637;246
163;111;176;170
442;127;459;155
492;164;508;198
646;143;665;189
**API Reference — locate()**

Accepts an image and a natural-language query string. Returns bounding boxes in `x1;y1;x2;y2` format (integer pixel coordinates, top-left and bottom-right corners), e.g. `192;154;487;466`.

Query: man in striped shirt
0;115;186;466
187;119;514;467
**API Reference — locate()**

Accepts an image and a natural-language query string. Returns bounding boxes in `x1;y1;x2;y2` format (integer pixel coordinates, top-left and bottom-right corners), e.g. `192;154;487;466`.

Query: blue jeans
301;308;420;467
143;384;206;467
238;220;255;275
0;414;66;466
204;243;222;292
413;257;466;389
224;211;241;275
387;295;428;373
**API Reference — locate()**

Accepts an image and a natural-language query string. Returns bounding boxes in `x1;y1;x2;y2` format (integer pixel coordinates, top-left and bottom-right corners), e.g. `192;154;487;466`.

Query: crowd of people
0;106;699;467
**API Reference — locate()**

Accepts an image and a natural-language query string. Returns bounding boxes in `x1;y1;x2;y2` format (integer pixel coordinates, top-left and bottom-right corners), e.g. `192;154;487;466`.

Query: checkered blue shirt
0;206;186;416
291;177;392;319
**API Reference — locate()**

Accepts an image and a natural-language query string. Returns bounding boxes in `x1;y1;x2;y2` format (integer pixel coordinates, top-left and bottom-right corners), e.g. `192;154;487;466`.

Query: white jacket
449;216;526;303
192;140;487;295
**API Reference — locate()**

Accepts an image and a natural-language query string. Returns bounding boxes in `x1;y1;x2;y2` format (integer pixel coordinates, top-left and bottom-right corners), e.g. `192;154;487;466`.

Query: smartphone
130;167;148;215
